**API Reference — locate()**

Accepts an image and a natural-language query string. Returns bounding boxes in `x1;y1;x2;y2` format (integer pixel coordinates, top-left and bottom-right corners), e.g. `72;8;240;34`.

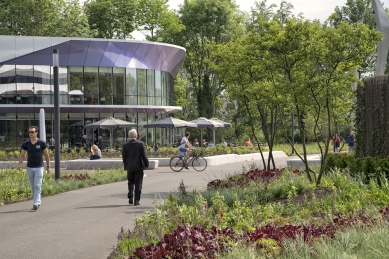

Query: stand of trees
1;0;385;184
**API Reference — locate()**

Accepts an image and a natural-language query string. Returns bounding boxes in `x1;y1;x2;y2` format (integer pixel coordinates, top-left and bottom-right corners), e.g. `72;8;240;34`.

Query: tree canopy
210;13;382;183
0;0;93;37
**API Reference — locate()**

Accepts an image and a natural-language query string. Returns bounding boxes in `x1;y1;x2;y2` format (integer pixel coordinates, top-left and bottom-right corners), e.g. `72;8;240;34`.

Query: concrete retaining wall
1;151;289;170
286;155;321;168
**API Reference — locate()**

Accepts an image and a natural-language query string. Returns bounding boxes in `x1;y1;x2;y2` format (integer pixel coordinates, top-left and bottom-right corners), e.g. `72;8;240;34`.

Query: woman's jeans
27;167;43;206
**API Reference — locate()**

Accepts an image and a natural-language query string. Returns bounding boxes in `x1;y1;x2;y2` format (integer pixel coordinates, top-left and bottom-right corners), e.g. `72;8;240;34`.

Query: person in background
178;132;194;169
97;136;103;151
208;140;215;147
347;131;355;152
221;139;227;146
332;134;341;152
90;144;102;160
193;139;199;147
244;138;253;146
202;139;208;147
122;129;149;206
18;126;50;211
81;135;88;152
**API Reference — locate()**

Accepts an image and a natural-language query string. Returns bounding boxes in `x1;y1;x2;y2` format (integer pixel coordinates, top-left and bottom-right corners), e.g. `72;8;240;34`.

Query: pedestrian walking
347;131;355;152
122;129;149;206
18;126;50;211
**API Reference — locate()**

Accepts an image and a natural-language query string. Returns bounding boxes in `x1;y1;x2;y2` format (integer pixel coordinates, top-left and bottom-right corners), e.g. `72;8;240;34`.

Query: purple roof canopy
0;36;186;78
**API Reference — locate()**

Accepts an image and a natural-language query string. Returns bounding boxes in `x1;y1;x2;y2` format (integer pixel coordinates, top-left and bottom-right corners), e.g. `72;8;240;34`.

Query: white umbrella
84;117;137;149
144;117;197;145
189;117;224;146
68;90;84;95
143;117;197;128
208;118;232;144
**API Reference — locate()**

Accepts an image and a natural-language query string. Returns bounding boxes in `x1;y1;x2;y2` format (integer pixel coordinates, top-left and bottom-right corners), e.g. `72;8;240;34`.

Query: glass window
113;113;127;146
155;70;161;105
167;74;173;106
161;72;166;105
99;67;112;105
34;65;52;105
137;113;147;143
68;113;84;148
138;69;147;105
147;114;157;145
147;70;155;105
125;68;137;105
58;113;70;148
96;113;112;148
68;66;83;104
68;67;83;92
0;65;16;102
16;65;34;103
84;67;98;105
59;67;68;96
0;113;18;148
113;68;125;105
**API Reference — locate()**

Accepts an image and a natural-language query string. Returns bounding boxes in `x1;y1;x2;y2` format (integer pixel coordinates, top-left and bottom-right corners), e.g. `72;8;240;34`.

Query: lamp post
53;49;60;180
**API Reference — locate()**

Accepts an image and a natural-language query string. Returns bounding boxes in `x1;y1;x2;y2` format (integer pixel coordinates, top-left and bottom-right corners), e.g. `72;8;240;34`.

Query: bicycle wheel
170;156;185;172
192;156;207;172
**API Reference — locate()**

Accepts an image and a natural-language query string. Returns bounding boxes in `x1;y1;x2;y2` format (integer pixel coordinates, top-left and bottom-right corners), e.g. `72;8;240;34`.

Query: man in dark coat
122;129;149;206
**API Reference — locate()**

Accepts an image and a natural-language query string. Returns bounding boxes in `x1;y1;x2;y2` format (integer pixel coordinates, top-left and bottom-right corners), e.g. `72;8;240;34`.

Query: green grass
274;142;324;156
0;168;127;205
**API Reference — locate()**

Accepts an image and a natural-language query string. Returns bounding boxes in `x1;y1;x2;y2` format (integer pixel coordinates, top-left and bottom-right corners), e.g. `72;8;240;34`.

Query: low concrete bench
64;159;159;170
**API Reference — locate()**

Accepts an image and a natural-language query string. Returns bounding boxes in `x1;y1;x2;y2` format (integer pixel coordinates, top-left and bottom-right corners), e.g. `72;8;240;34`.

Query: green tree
53;0;95;37
329;0;375;28
265;20;380;184
84;0;138;39
327;0;387;74
168;0;246;119
209;1;297;170
0;0;92;37
211;15;381;184
137;0;184;41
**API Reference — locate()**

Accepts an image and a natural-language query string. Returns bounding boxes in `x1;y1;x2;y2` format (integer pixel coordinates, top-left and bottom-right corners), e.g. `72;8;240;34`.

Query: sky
168;0;389;21
135;0;389;40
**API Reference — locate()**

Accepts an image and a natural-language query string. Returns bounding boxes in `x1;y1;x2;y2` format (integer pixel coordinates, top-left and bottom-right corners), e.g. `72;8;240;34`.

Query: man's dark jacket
122;139;149;171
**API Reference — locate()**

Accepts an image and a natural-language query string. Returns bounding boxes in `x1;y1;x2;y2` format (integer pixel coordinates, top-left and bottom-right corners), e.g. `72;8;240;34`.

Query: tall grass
276;223;389;259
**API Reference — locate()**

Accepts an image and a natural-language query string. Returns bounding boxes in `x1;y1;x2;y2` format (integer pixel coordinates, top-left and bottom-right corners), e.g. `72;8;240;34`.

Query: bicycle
169;149;207;172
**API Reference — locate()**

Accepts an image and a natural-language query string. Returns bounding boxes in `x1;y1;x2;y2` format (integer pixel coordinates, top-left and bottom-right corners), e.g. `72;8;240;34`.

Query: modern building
0;36;186;149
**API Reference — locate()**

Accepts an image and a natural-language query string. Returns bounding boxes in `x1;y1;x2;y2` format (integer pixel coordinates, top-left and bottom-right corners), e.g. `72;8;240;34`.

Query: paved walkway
0;155;292;259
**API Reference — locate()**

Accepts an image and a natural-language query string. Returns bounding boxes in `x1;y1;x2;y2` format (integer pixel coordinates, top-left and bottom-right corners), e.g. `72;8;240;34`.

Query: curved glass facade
0;65;172;106
0;65;175;149
0;36;186;149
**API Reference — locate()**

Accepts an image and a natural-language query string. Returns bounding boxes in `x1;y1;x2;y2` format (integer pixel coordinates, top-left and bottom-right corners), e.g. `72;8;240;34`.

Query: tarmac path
0;155;291;259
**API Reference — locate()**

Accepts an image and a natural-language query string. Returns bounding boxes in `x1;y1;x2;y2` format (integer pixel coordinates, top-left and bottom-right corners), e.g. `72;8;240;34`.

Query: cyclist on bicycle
178;132;194;169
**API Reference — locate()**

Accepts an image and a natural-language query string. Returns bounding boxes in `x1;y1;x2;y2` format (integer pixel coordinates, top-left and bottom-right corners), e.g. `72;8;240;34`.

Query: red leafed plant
130;224;237;259
125;206;387;259
207;168;303;190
